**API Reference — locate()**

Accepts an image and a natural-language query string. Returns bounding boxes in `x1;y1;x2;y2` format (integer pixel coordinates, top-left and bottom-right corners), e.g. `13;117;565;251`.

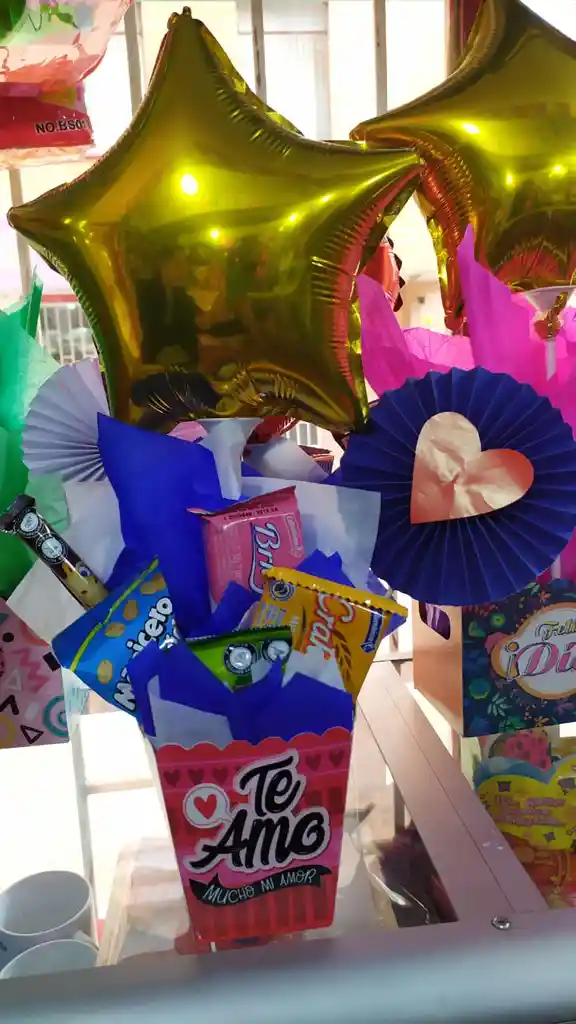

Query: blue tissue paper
130;637;353;744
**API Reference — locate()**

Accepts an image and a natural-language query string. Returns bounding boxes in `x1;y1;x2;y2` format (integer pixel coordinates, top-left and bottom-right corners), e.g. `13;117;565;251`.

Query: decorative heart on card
410;412;534;524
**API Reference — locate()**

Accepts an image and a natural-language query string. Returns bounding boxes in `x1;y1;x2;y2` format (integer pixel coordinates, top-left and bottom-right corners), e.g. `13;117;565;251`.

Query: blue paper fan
339;368;576;605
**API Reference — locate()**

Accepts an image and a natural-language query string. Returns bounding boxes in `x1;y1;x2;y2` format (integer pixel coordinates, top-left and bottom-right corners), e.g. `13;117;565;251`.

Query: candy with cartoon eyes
187;628;293;691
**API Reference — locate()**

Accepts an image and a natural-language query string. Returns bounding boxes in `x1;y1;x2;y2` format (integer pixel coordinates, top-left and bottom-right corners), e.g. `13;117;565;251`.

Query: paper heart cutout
194;794;217;820
410;412;534;524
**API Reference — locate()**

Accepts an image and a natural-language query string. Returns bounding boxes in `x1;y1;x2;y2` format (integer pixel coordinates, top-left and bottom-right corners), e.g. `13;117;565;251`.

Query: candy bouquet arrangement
3;410;406;945
5;0;576;941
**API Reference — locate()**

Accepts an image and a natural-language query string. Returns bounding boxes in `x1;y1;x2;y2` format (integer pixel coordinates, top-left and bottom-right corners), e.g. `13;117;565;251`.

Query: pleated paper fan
23;358;109;482
339;368;576;606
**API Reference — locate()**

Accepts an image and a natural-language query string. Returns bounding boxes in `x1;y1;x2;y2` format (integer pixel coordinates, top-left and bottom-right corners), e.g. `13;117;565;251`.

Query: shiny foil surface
352;0;576;329
9;10;419;431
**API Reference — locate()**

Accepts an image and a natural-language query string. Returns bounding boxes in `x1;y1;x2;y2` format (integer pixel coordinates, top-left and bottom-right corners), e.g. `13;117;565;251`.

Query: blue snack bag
53;560;177;716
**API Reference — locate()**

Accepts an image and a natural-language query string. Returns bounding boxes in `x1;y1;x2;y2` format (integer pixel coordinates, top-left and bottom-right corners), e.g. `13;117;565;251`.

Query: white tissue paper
241;475;379;589
194;419;380;588
282;646;346;691
198;418;261;499
245;437;327;483
149;676;233;749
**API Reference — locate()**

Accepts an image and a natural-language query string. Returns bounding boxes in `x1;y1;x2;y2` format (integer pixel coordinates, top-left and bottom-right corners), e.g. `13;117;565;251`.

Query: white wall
524;0;576;37
328;1;377;140
0;172;21;305
0;742;84;891
140;0;254;86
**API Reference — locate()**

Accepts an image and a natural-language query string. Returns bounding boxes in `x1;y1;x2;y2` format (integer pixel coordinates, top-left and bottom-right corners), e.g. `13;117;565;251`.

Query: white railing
39;301;96;363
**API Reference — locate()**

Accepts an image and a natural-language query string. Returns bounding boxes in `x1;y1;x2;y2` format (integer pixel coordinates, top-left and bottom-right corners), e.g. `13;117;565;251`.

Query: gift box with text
156;727;352;944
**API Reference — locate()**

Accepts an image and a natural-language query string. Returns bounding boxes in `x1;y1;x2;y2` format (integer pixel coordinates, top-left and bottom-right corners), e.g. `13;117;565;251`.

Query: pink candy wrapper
0;599;68;748
200;487;305;606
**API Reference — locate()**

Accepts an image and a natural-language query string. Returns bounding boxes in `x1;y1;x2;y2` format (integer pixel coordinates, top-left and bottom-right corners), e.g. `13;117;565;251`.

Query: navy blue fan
338;368;576;606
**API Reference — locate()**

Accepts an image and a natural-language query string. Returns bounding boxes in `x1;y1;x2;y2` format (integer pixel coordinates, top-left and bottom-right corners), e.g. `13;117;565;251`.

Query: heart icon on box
410;412;534;524
195;794;217;820
183;784;230;829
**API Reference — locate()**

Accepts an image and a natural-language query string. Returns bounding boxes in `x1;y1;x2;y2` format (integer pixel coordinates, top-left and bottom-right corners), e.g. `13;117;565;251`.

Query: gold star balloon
352;0;576;330
8;10;419;432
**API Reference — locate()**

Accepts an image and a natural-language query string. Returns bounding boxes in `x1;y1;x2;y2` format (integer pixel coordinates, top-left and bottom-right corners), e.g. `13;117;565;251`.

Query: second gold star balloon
8;10;420;432
352;0;576;330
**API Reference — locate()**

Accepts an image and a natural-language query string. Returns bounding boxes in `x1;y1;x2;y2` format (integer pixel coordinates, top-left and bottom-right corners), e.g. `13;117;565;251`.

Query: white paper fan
23;358;109;482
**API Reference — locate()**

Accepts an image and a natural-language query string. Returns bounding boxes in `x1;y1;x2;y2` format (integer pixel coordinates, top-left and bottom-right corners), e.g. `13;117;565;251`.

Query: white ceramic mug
0;871;94;972
0;936;98;979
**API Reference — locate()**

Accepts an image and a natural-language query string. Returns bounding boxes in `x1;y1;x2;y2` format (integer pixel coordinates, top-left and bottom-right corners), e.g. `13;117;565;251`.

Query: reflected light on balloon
180;173;199;196
460;122;480;136
351;0;576;330
8;11;420;432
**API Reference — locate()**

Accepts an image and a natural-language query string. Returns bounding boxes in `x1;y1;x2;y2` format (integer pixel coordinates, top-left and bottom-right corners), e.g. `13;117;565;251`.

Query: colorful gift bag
156;727;352;945
413;579;576;737
0;599;68;748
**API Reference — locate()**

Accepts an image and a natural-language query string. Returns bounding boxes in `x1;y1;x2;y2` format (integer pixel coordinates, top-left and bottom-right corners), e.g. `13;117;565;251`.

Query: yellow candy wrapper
252;567;407;700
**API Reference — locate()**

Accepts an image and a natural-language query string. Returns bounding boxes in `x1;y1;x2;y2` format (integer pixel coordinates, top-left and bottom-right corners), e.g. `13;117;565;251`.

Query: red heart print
188;769;204;784
214;767;228;784
165;770;180;787
306;755;321;771
195;794;217;820
330;749;345;768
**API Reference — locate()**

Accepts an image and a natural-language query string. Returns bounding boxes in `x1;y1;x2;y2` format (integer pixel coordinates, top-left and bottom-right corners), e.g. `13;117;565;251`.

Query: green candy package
187;627;292;690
